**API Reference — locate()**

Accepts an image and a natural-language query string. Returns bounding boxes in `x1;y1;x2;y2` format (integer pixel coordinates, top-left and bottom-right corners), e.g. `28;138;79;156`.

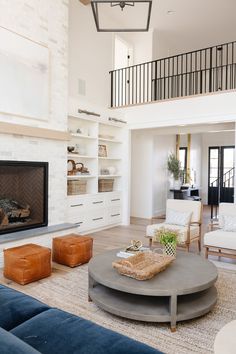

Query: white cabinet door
66;213;88;232
107;207;122;225
107;192;122;207
89;209;106;229
88;194;106;209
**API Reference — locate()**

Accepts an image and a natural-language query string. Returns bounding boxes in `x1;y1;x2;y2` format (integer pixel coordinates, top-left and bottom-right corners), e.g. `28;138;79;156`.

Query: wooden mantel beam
0;122;70;141
79;0;91;5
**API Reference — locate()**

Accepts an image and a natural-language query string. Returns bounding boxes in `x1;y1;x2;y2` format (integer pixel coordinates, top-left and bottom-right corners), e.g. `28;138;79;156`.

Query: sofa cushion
11;308;161;354
147;222;199;243
0;284;50;330
0;327;40;354
204;230;236;250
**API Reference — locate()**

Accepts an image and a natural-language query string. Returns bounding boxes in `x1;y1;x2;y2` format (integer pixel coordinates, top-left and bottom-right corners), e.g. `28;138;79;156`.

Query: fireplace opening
0;161;48;235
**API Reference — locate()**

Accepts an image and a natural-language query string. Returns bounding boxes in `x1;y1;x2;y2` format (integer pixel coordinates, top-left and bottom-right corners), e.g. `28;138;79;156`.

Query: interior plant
154;227;179;257
167;153;182;180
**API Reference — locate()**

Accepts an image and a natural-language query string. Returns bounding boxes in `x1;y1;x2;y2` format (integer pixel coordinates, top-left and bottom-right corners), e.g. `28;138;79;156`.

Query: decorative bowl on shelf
67;146;75;153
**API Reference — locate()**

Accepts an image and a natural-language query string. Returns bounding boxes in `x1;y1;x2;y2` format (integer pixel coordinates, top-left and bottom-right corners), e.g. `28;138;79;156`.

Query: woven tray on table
112;251;175;281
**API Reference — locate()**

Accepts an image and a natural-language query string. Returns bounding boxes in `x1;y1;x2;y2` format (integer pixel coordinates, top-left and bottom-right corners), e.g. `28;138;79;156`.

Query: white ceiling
150;0;236;56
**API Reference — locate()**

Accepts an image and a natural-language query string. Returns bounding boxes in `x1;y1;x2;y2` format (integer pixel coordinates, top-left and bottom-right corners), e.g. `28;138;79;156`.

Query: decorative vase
168;176;174;189
173;179;181;189
164;242;176;257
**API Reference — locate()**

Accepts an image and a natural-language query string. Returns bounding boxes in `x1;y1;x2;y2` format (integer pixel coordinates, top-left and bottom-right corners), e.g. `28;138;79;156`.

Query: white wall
131;130;153;219
201;131;235;204
0;0;68;132
117;91;236;130
131;130;175;219
153;135;176;216
120;30;154;65
68;0;113;110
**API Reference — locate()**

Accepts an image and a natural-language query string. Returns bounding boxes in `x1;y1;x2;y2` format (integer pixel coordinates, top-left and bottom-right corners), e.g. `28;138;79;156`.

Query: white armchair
204;203;236;259
146;199;202;252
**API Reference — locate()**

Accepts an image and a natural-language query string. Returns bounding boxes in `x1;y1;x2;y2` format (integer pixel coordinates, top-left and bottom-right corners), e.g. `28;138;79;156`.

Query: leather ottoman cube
52;234;93;267
4;244;51;285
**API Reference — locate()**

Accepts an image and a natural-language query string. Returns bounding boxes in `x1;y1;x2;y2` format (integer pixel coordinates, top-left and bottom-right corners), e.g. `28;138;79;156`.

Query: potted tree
167;153;182;189
155;228;178;257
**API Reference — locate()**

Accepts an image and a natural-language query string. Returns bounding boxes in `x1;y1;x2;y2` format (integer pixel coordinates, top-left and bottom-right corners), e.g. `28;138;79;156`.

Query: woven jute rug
1;265;236;354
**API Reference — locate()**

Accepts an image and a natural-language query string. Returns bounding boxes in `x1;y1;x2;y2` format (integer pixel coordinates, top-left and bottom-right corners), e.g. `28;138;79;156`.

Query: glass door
220;146;235;203
208;146;235;205
208;147;220;205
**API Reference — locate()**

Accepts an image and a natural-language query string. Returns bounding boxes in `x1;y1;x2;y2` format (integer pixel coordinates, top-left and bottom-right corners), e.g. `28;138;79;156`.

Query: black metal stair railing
110;41;236;108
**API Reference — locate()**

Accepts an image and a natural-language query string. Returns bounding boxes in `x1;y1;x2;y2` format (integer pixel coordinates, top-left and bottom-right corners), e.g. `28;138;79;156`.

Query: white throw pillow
166;209;192;227
223;215;236;232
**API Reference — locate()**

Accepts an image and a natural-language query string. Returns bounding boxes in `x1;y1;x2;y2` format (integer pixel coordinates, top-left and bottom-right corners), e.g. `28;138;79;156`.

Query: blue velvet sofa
0;284;163;354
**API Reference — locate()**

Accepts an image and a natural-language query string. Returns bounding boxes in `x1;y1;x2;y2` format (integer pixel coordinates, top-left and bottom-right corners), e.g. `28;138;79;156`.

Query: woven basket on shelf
112;251;175;281
98;179;114;192
67;179;87;195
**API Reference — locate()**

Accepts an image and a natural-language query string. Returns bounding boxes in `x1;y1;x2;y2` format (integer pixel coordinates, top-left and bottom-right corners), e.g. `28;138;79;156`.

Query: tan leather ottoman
52;234;93;267
4;243;51;285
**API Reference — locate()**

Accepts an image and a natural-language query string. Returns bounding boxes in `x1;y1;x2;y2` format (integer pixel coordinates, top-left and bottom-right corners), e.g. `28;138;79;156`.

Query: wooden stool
4;243;51;285
52;234;93;267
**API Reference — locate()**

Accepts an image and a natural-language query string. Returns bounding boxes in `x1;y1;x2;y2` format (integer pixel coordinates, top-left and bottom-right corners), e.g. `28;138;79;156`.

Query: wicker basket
67;179;87;195
112;251;175;281
98;178;114;192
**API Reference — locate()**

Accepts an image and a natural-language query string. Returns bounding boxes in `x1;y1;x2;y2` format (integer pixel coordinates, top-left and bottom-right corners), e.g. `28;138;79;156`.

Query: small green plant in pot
167;153;183;188
154;227;179;257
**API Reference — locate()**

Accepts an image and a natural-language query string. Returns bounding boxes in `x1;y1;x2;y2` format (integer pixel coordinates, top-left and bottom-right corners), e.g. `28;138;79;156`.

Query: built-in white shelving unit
66;114;127;233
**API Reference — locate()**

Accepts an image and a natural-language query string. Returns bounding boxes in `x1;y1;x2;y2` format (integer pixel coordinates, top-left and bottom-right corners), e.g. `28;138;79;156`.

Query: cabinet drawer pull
92;217;103;221
75;222;83;226
71;203;83;207
93;201;103;204
111;198;120;202
111;214;121;217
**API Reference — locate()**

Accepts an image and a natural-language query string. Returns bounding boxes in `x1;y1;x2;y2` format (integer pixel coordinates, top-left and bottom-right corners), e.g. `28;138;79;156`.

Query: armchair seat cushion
204;230;236;250
146;223;199;244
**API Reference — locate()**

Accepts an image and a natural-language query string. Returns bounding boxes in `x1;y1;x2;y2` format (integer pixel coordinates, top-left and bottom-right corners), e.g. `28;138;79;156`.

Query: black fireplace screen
0;161;48;235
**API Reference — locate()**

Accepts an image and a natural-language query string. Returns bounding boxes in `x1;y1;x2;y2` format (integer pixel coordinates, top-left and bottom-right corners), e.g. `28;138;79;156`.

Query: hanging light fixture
90;0;152;32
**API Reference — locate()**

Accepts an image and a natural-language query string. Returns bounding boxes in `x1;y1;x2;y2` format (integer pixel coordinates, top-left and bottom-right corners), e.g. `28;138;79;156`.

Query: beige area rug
1;265;236;354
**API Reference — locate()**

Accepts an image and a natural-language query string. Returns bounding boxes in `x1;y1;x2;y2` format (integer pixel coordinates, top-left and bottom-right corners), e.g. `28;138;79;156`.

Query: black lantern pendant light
91;0;152;32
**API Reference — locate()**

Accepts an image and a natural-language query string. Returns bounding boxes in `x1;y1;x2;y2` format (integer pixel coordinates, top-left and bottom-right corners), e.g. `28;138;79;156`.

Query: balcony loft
110;41;236;108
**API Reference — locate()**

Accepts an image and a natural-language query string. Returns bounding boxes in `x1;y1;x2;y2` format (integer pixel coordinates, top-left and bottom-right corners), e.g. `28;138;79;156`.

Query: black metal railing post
110;71;113;108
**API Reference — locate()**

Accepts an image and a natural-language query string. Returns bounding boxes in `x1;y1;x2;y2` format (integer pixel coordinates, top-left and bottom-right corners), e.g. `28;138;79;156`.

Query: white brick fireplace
0;0;76;265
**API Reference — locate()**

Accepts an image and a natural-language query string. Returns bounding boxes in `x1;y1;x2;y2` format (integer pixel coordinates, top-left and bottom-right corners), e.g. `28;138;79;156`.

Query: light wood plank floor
91;205;212;256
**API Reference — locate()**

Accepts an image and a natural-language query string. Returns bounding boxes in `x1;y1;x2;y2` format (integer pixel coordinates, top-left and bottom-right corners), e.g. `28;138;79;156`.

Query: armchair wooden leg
205;247;209;259
186;243;190;252
197;239;201;253
149;237;153;248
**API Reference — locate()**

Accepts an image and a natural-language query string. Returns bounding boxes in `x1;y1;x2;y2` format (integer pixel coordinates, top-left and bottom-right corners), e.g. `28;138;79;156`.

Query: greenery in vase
154;228;179;247
167;153;182;180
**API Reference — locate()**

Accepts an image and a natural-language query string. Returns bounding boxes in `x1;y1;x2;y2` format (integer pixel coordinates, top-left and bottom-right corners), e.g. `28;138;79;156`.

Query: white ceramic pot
173;179;182;189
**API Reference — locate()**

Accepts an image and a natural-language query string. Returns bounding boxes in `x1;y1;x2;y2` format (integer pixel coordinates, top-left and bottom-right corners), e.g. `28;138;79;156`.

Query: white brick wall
0;0;69;226
0;0;68;131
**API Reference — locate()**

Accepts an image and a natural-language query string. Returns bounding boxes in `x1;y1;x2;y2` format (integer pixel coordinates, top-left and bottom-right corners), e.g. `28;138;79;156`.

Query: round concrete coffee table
88;249;218;331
